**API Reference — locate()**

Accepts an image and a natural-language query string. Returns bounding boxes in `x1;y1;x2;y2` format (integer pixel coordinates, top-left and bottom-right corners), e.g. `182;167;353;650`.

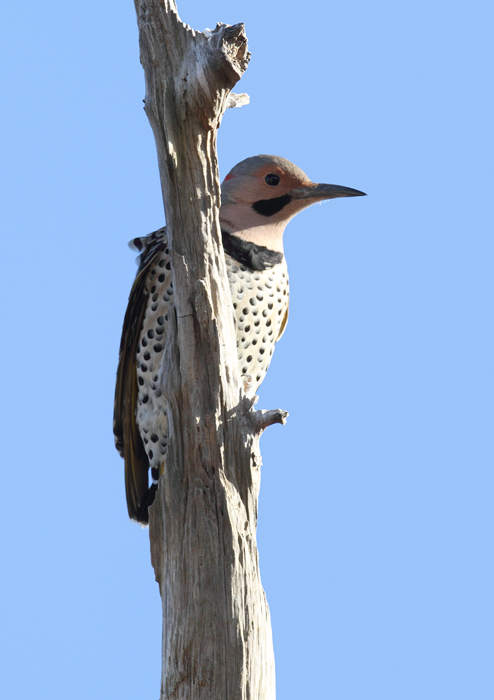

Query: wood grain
134;2;285;697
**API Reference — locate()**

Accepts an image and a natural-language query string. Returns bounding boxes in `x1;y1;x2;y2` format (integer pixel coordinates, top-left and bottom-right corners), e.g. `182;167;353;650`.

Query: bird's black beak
290;183;366;201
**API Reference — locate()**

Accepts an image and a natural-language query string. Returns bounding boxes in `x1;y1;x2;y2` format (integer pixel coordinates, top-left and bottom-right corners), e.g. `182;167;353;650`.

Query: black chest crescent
221;230;283;271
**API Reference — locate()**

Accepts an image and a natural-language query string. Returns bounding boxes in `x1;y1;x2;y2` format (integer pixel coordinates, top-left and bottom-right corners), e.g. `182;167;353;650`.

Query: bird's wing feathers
113;228;166;522
277;284;289;342
277;304;289;341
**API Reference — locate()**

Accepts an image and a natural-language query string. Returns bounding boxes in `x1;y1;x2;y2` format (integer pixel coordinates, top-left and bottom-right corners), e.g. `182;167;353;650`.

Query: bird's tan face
220;158;314;253
220;154;365;254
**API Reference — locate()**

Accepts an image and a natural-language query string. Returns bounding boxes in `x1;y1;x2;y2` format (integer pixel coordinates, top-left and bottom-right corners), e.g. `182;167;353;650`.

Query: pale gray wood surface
133;1;287;698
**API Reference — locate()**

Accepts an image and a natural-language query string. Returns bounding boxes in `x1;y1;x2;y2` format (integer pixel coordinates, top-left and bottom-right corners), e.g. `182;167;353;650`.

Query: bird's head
220;154;365;253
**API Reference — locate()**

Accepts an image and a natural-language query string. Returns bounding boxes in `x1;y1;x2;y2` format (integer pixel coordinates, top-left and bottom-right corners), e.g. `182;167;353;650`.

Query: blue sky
1;1;493;698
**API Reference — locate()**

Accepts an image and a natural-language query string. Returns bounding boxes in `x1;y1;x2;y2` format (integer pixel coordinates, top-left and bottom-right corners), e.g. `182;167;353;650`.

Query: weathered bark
133;2;287;698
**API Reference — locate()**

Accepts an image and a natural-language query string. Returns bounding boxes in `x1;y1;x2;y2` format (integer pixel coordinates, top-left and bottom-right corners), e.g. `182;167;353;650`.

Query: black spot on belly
148;449;154;459
159;259;165;268
147;329;155;339
151;434;159;443
157;316;165;326
141;363;148;372
142;337;148;347
144;352;151;361
158;274;165;283
138;376;144;386
151;467;160;480
152;292;158;301
166;261;171;270
156;326;164;335
154;344;162;352
142;395;149;403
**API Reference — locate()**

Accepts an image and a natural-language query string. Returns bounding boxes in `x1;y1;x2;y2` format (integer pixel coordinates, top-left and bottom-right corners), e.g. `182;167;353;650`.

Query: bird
114;155;365;524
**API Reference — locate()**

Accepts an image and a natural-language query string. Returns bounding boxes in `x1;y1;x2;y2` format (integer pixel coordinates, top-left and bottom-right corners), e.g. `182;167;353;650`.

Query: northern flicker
114;155;365;523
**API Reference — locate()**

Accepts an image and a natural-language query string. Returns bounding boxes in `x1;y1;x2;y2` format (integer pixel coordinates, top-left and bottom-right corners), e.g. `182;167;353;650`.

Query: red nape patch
223;173;235;182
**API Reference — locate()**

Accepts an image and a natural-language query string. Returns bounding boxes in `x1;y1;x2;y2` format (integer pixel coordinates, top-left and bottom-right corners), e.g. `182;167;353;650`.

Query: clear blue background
1;1;493;698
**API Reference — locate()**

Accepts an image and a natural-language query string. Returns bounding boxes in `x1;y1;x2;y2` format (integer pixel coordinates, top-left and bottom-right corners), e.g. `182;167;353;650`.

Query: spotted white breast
114;228;289;520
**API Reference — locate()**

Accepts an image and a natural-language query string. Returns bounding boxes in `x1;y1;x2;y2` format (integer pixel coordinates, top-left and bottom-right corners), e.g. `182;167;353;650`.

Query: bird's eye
265;173;280;186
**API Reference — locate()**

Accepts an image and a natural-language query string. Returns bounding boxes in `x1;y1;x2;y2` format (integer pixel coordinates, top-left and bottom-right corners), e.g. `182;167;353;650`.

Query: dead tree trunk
134;2;287;698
